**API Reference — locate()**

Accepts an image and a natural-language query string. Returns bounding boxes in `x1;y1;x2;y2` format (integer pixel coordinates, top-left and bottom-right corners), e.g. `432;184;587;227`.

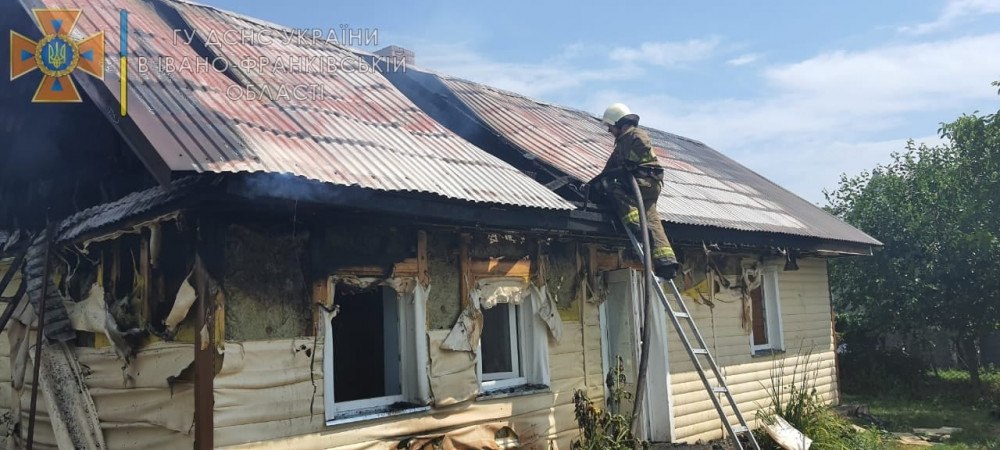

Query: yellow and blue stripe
119;9;127;117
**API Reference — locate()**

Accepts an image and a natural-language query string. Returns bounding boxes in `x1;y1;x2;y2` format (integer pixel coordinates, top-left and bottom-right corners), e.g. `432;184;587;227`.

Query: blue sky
206;0;1000;204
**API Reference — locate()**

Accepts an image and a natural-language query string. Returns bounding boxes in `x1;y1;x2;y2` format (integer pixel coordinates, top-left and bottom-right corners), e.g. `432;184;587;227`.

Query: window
324;280;428;423
478;302;527;390
750;266;784;354
473;279;551;394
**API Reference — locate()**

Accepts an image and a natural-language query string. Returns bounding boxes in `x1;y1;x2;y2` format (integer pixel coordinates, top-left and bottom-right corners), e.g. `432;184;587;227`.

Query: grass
843;369;1000;450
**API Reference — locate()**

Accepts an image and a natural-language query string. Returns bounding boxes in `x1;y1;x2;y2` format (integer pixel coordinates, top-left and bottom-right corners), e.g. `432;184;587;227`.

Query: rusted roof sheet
400;72;880;246
19;0;571;211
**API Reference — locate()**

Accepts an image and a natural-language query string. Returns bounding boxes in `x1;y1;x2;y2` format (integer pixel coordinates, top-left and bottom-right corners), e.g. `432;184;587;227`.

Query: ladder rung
712;386;728;393
733;426;749;434
692;348;709;355
674;312;690;319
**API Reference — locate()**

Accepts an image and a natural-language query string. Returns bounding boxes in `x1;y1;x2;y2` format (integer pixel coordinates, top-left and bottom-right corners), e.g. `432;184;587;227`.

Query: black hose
628;174;657;434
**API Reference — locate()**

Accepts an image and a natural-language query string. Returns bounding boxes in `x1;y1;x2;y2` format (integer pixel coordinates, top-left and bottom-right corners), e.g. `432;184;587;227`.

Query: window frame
477;302;528;391
323;279;427;422
750;266;784;354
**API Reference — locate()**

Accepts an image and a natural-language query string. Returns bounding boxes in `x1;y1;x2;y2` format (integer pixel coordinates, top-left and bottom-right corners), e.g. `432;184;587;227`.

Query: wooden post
311;280;328;336
417;230;429;287
193;254;214;449
140;232;151;325
459;233;471;308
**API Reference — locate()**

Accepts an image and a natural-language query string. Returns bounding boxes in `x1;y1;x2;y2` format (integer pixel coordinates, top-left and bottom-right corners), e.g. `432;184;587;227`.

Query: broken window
750;266;784;354
331;287;401;403
323;280;427;421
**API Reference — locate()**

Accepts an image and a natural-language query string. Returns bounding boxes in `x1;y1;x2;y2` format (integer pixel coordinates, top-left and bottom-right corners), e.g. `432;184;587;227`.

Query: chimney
374;45;415;66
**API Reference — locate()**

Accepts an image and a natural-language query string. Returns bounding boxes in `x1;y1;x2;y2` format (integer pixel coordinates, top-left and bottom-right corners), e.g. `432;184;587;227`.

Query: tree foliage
825;81;1000;384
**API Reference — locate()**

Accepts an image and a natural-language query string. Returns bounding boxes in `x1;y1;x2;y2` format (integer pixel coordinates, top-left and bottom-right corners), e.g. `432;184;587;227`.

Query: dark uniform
596;126;678;275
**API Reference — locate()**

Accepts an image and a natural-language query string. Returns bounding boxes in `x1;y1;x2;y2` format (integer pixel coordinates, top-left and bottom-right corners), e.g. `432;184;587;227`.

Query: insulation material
65;282;108;334
403;422;515;450
544;243;578;312
427;233;461;330
441;305;483;353
214;338;325;448
164;274;196;333
384;277;416;299
224;226;311;341
427;329;478;407
532;285;563;343
475;277;528;310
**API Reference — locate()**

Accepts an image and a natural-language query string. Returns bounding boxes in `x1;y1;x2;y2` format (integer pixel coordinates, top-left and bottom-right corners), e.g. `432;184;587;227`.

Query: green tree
825;81;1000;387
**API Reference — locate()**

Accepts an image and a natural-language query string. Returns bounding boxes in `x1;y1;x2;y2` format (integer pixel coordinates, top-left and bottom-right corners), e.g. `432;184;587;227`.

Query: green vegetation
571;356;648;450
844;368;1000;449
826;80;1000;388
755;350;887;450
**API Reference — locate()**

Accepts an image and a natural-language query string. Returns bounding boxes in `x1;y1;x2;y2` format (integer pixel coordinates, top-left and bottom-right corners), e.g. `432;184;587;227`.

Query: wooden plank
140;232;151;326
311;280;327;336
417;230;429;286
193;255;214;450
533;239;546;287
469;258;531;279
459;234;471;308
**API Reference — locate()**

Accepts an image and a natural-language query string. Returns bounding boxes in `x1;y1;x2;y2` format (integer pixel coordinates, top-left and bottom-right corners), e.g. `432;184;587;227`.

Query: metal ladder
621;223;761;450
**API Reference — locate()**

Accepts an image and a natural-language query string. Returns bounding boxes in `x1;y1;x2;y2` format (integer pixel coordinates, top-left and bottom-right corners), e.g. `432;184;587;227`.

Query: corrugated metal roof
57;176;207;243
23;0;571;211
405;72;880;246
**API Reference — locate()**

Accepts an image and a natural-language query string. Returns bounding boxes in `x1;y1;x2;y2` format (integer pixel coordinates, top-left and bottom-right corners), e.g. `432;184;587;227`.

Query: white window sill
326;403;430;427
477;383;550;401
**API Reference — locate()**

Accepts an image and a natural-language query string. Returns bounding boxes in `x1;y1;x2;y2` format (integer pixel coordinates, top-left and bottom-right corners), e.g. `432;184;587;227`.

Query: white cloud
410;31;999;204
416;42;642;98
609;37;722;68
899;0;1000;35
583;33;999;202
727;53;760;66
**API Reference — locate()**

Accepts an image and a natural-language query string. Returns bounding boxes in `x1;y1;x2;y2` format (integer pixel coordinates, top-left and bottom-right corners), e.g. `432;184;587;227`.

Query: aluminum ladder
621;223;761;450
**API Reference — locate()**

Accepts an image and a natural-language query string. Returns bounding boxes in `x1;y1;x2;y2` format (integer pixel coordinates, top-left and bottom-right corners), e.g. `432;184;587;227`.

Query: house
0;0;879;448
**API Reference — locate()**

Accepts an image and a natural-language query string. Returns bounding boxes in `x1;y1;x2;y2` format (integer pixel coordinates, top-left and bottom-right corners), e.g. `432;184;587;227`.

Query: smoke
235;172;370;205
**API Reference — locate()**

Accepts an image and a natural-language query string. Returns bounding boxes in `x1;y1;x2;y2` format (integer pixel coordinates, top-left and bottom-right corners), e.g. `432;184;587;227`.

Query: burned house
0;0;879;448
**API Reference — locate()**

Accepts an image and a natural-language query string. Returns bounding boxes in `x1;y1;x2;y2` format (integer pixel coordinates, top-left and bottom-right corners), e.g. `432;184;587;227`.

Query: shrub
836;313;927;395
571;356;648;450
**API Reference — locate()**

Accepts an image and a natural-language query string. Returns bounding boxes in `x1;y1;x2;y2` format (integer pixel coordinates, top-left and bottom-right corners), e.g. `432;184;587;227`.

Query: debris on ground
889;426;962;446
912;426;962;442
891;432;935;446
764;415;812;450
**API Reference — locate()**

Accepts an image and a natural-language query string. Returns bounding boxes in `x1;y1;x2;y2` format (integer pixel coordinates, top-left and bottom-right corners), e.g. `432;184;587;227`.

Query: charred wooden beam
459;233;471;308
416;230;429;287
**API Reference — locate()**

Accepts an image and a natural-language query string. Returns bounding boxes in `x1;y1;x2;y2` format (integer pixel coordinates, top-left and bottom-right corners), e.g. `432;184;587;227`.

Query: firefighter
591;103;679;280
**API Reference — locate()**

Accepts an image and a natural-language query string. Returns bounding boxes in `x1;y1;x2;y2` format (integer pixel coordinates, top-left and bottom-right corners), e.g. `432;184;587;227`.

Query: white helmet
602;103;631;127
